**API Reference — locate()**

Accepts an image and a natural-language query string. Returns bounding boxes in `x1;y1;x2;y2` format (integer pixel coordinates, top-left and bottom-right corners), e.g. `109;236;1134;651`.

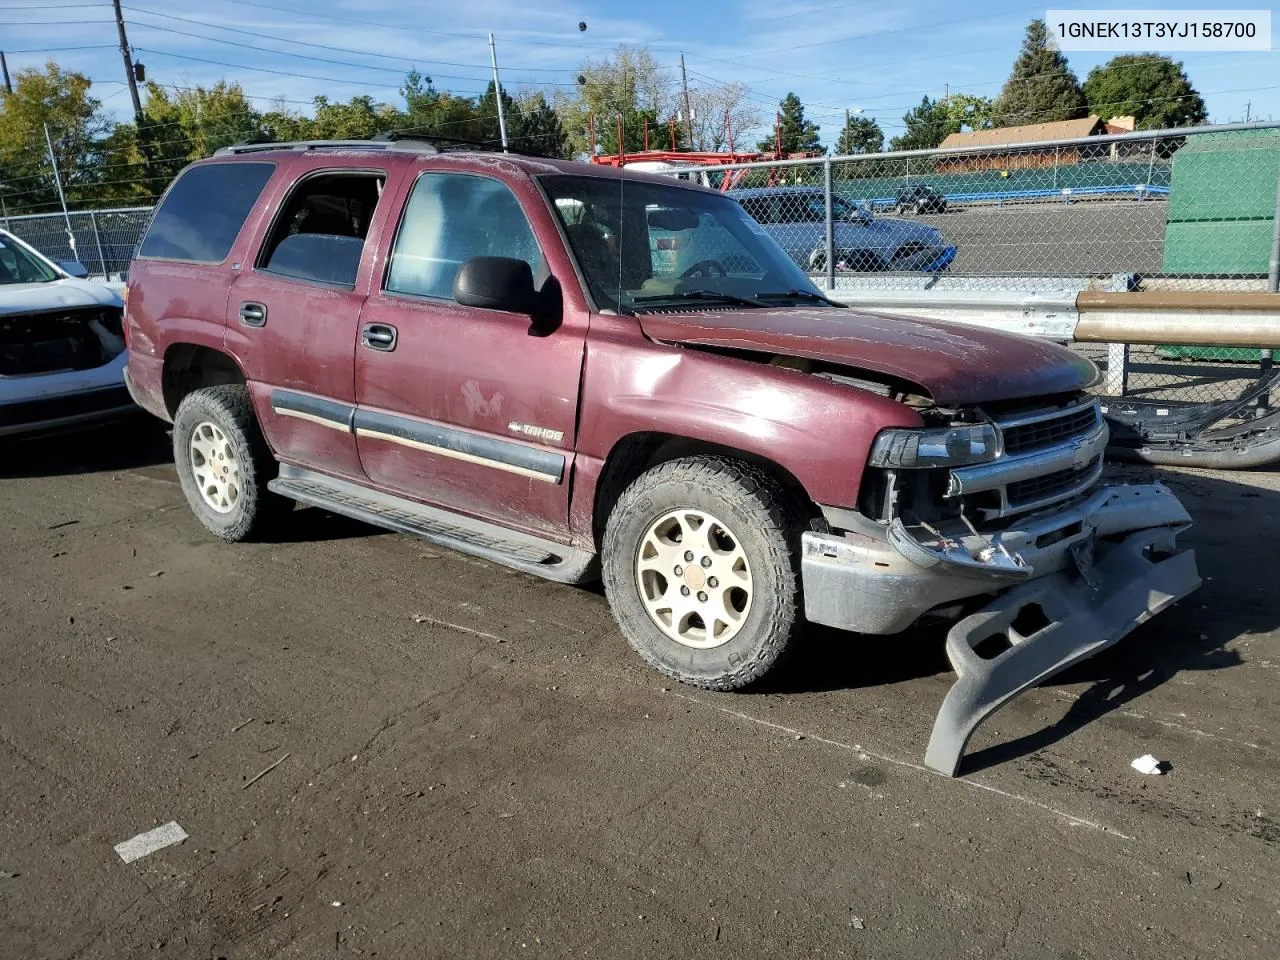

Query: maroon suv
124;139;1200;775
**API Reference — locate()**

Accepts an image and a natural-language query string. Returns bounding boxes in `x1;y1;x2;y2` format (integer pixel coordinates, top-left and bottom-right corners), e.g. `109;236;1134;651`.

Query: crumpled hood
0;278;122;318
636;306;1098;405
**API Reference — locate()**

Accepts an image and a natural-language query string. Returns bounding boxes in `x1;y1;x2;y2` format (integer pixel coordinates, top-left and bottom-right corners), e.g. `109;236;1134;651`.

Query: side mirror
453;256;538;314
58;260;90;278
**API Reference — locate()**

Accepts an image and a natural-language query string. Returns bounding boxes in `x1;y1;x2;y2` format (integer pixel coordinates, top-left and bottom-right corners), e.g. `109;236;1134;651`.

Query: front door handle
239;302;267;327
361;323;397;352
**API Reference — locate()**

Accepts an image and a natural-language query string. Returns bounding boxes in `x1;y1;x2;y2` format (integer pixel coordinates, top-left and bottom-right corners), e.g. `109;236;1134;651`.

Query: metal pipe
1269;158;1280;294
823;157;835;291
487;33;509;152
43;123;77;259
89;211;108;277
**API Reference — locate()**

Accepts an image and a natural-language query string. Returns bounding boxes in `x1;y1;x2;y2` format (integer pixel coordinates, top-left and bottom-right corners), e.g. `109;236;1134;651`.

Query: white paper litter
114;821;189;863
1130;754;1166;776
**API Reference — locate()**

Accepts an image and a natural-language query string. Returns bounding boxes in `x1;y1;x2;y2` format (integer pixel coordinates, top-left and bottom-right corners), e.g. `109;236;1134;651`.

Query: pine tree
758;93;822;154
994;19;1087;126
834;114;883;155
889;96;953;151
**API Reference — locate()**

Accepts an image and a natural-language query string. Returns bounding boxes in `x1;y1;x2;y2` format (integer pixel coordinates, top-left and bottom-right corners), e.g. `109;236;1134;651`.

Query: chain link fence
695;122;1280;430
4;127;1279;460
1;207;153;280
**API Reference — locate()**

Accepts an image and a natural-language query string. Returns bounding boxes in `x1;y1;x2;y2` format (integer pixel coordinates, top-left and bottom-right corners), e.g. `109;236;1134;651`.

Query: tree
139;81;266;189
398;70;484;143
1083;54;1207;129
994;18;1087;126
306;95;400;140
834;114;883;155
888;93;995;151
686;82;760;152
942;94;995;132
758;92;821;155
890;96;951;151
511;92;569;158
0;60;113;213
554;45;680;156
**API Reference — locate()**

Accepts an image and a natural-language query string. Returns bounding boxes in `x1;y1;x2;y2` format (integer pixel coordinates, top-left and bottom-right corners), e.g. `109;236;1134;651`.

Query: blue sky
3;0;1277;146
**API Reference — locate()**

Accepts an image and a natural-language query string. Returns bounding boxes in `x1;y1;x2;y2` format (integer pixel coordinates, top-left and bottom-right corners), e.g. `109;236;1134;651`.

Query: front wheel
602;456;805;690
172;385;289;541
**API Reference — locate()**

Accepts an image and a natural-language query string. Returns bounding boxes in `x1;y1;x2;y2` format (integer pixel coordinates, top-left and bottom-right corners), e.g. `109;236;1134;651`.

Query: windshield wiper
631;289;770;308
755;289;846;308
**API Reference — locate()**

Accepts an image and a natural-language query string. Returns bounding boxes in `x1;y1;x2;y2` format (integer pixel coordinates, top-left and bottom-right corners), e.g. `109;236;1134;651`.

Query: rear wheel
602;456;805;690
172;385;288;541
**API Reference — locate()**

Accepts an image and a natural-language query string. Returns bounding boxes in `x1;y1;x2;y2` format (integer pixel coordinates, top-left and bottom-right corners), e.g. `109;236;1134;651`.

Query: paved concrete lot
916;200;1167;276
2;421;1278;959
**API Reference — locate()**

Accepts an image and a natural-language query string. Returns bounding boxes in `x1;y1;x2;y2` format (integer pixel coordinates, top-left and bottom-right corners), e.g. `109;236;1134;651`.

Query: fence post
823;156;835;291
1269;159;1280;295
1104;343;1130;396
89;211;108;278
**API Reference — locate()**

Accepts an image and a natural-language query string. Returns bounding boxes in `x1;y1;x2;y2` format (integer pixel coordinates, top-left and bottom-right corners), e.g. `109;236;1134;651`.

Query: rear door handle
239;302;267;327
361;323;397;352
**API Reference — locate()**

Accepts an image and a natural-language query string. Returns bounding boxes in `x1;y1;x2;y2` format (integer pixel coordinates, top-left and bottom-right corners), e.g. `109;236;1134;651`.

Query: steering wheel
680;259;728;281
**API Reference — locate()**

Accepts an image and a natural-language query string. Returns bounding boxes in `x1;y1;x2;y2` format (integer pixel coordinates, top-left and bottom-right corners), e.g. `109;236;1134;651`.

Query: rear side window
256;171;384;287
138;162;274;263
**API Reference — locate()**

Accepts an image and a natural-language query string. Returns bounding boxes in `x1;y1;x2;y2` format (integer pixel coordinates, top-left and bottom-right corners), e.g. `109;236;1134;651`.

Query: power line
198;0;639;52
123;7;579;74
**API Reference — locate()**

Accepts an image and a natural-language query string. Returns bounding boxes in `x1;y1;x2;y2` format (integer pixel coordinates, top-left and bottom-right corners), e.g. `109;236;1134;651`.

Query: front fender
575;320;922;512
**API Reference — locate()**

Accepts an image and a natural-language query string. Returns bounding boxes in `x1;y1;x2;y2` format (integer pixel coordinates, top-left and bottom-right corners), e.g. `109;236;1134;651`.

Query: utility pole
112;0;143;122
487;32;509;151
679;54;694;149
1;51;12;95
44;123;77;259
1245;100;1252;122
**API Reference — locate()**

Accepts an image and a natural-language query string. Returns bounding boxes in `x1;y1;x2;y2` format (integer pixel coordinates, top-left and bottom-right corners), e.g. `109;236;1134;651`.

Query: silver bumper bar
801;483;1200;776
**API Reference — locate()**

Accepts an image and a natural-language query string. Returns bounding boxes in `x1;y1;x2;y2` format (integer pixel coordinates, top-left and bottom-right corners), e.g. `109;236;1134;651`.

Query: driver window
386;173;544;301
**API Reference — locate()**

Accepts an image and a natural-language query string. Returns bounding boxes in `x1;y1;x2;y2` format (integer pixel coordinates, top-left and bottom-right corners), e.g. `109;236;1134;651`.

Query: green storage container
1161;128;1280;275
1161;219;1275;273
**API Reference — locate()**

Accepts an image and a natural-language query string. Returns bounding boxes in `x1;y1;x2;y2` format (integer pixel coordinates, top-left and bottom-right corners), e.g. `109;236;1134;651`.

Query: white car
1;229;133;437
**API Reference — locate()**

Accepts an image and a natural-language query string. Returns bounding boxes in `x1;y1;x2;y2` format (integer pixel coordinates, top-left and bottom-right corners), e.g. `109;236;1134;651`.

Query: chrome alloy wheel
634;509;753;649
188;420;241;514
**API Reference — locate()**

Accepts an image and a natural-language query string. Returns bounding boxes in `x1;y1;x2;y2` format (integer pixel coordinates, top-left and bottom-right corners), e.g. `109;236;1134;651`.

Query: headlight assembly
869;424;999;469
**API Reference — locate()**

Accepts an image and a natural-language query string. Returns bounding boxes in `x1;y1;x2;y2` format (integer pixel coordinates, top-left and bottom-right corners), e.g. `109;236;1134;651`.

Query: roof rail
214;138;440;156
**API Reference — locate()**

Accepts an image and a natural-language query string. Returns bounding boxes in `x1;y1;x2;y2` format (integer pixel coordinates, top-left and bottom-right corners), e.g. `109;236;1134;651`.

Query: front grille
1000;404;1099;456
1006;457;1101;507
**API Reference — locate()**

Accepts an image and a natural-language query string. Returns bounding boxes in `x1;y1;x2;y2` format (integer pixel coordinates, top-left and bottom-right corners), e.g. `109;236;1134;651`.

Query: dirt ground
2;420;1278;959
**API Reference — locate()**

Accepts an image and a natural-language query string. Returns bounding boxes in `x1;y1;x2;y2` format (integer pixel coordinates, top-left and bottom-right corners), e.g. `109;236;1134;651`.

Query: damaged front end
802;395;1200;776
0;305;132;437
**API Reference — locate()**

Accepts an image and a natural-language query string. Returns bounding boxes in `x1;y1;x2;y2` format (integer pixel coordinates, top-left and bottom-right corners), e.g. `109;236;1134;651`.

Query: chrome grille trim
949;404;1109;518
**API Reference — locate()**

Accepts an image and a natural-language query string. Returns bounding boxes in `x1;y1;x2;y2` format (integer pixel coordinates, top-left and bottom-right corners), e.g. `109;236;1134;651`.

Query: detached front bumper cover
803;483;1200;776
924;522;1200;776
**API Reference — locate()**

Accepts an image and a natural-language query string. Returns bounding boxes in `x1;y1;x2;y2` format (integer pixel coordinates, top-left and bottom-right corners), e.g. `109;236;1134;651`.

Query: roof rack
214;138;441;156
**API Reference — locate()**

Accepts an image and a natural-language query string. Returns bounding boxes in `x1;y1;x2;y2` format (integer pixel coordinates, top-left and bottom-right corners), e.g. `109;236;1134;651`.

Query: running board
269;464;598;584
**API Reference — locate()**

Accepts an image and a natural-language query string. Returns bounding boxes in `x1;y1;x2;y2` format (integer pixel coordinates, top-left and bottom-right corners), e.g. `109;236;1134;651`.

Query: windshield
542;175;828;314
0;235;59;284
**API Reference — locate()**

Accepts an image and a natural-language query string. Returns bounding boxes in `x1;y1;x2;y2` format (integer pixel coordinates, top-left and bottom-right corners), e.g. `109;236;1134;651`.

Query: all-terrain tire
172;385;289;541
602;455;806;691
